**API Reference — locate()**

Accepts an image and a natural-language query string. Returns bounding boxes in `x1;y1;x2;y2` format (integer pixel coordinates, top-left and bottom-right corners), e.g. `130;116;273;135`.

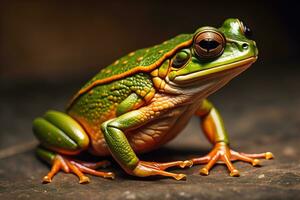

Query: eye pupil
193;30;226;60
244;26;252;37
199;39;220;52
240;21;252;38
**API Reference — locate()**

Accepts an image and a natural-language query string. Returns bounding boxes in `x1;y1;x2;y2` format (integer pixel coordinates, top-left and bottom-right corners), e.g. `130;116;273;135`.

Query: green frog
33;18;273;184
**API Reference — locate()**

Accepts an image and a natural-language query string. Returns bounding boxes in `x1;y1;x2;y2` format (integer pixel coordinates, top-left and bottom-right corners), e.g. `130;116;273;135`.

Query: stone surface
0;64;300;199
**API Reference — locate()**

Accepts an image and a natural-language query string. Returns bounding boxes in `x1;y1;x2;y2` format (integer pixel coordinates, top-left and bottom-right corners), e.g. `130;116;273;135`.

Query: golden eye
193;30;226;60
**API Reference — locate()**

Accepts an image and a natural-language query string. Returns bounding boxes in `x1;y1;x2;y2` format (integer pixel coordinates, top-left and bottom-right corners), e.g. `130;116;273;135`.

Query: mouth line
173;56;257;83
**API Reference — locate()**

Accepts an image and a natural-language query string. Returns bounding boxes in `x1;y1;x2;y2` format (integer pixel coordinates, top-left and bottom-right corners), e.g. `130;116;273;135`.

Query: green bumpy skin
69;73;153;123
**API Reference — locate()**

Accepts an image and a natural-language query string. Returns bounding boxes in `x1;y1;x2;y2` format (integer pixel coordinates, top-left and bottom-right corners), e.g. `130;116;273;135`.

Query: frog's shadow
112;146;209;181
140;146;208;161
77;146;208;162
68;146;209;181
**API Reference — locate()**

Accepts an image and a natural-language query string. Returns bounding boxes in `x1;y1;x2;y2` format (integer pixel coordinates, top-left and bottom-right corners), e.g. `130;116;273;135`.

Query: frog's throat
172;56;257;84
66;39;193;111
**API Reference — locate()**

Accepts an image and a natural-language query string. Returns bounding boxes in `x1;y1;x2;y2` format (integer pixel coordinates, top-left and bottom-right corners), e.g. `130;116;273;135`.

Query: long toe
190;143;274;177
41;155;115;184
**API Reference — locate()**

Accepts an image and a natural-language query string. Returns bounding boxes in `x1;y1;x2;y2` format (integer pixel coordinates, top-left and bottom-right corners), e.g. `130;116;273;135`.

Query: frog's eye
244;26;252;37
240;21;252;38
243;25;252;38
193;30;226;60
172;50;190;68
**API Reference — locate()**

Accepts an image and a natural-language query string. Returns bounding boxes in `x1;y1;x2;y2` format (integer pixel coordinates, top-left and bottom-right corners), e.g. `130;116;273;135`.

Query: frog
32;18;274;184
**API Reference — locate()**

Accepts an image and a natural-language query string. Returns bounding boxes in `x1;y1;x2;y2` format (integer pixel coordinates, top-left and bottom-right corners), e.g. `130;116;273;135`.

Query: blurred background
1;2;300;197
0;0;299;150
1;0;299;83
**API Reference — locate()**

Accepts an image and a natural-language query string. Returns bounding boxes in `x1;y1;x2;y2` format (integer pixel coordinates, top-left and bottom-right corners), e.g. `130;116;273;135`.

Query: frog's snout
241;40;259;58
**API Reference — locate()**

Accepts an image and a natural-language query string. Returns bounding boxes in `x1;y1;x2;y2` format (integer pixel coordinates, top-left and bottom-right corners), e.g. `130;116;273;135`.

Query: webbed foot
131;160;193;180
42;154;115;184
191;142;274;176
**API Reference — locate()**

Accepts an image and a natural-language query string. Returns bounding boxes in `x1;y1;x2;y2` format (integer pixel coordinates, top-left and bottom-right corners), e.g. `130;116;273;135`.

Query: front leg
192;99;274;176
101;102;192;180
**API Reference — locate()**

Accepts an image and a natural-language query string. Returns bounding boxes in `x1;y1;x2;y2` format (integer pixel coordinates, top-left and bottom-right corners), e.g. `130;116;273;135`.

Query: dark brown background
1;0;299;82
1;1;300;199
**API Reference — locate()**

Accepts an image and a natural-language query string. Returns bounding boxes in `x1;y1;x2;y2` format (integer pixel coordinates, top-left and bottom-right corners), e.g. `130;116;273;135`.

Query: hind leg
33;110;114;184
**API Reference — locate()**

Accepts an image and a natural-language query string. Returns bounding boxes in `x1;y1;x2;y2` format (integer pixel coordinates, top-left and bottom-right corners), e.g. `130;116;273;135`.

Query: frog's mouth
172;56;257;85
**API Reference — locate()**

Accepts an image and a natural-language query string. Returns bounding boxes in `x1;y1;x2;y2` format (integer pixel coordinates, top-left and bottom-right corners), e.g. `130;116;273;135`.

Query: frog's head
166;18;258;90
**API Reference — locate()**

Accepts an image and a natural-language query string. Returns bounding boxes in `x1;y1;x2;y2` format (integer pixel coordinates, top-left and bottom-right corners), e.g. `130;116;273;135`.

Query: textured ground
0;64;300;199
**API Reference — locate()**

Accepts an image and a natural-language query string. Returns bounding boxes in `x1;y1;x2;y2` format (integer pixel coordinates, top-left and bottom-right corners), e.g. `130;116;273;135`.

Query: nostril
242;43;249;49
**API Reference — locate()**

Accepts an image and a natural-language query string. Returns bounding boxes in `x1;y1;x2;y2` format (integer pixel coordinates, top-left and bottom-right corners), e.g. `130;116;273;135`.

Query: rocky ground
0;64;299;199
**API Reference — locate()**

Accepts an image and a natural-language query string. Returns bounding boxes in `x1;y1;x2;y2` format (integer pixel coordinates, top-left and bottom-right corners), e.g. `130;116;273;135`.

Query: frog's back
83;34;192;87
67;34;193;108
68;73;153;122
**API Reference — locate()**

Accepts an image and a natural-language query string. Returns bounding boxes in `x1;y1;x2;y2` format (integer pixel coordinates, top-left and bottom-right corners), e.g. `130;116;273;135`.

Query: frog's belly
128;104;197;153
127;106;195;153
86;102;198;156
